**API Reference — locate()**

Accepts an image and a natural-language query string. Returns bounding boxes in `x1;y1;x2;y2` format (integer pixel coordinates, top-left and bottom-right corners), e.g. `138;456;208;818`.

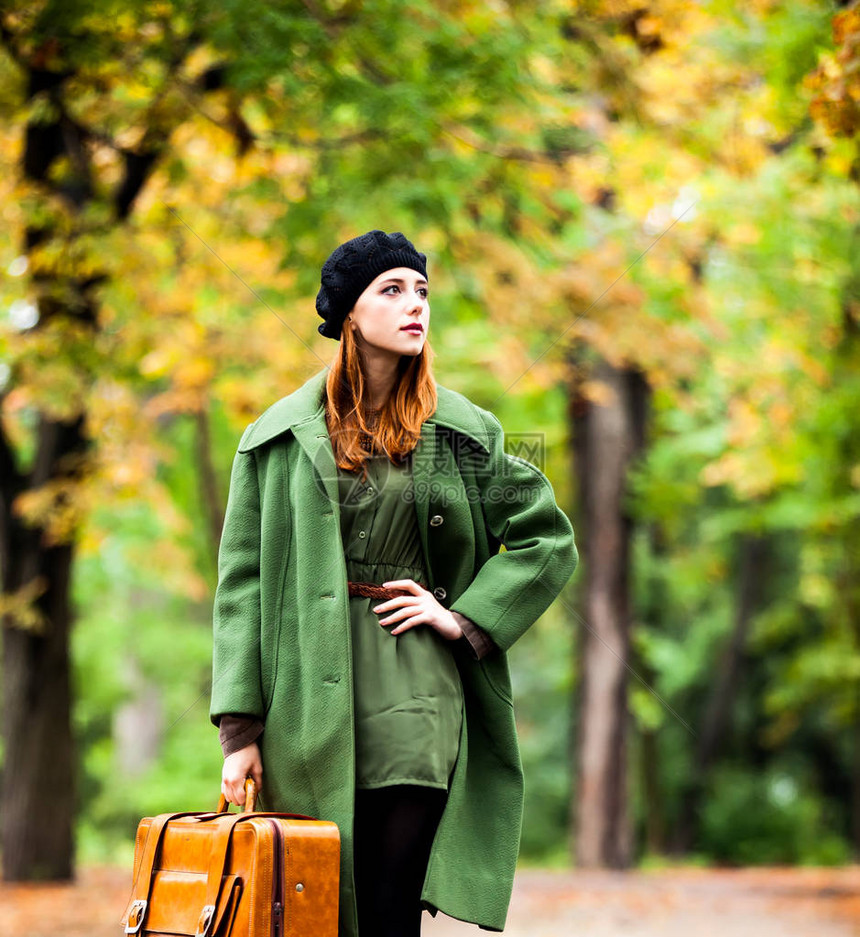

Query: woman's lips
401;325;424;333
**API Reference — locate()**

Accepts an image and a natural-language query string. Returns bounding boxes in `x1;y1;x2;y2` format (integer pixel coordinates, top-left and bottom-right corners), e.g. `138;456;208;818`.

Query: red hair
324;323;437;479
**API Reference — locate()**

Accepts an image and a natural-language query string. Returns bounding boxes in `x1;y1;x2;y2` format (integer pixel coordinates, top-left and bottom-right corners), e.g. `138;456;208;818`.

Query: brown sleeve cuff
218;713;264;759
451;610;497;661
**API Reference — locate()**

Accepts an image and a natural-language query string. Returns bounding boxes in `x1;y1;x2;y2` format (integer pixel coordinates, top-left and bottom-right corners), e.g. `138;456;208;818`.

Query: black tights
353;784;448;937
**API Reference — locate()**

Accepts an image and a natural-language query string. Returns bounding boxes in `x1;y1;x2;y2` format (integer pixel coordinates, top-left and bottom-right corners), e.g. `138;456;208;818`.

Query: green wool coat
209;367;578;936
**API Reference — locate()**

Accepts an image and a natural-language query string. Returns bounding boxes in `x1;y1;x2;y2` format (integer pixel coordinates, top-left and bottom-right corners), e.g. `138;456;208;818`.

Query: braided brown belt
347;579;429;600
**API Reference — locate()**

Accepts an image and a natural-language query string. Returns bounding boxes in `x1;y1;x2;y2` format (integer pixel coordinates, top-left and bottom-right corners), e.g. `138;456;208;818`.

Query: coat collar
237;369;494;571
237;367;492;454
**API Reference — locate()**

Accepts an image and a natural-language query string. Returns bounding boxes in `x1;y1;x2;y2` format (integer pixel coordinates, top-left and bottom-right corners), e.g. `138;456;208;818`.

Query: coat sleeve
452;610;497;660
218;714;265;758
448;410;578;653
209;428;267;727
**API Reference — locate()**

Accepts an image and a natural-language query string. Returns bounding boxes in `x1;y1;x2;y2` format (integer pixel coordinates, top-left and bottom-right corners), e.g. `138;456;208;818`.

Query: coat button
433;586;447;600
430;514;444;526
358;530;366;538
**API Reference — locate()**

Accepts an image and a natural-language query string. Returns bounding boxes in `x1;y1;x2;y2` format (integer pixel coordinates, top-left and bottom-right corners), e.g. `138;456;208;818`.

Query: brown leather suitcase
120;779;340;936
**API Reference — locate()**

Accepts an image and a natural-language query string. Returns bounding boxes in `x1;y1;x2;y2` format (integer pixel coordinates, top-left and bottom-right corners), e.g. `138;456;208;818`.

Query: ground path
425;865;860;936
1;863;858;936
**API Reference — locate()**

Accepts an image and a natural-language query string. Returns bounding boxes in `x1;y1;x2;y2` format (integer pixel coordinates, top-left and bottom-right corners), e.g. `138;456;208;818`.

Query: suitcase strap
193;812;317;937
124;811;211;934
124;810;317;937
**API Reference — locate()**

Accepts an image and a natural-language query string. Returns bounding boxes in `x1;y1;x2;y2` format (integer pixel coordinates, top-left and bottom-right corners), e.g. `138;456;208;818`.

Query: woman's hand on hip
222;741;263;806
373;579;465;641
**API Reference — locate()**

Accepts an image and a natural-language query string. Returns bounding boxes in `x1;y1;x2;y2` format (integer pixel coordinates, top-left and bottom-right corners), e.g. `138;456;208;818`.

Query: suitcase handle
215;776;257;813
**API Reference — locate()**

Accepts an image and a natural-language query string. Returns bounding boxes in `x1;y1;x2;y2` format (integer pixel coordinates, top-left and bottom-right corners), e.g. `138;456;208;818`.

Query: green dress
337;449;464;791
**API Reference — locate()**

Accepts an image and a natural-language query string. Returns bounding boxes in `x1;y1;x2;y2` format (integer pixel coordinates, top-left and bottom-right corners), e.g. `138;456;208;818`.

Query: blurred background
1;0;859;932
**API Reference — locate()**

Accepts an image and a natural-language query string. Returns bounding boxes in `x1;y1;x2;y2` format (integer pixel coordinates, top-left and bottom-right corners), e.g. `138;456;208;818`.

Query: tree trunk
0;37;177;878
671;533;768;854
640;725;665;856
1;416;87;880
194;408;226;569
0;46;101;879
114;653;165;779
570;354;649;868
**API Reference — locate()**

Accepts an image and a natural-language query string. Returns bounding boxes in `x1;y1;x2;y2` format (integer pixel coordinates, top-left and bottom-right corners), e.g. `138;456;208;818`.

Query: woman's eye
381;284;429;298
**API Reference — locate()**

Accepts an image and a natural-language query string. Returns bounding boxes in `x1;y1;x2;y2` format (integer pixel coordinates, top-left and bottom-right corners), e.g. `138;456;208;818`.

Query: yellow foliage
805;6;860;141
727;223;762;247
12;471;93;547
579;379;617;407
799;571;834;609
0;576;49;634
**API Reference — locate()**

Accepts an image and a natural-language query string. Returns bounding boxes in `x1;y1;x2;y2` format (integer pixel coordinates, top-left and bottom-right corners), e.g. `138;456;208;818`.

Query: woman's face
347;266;429;358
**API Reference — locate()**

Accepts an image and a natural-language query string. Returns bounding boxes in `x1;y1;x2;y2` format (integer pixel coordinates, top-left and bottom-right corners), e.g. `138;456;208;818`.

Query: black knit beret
316;230;428;340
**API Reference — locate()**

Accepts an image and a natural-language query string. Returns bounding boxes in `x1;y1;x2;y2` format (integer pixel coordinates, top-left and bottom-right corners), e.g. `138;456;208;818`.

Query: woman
210;230;578;937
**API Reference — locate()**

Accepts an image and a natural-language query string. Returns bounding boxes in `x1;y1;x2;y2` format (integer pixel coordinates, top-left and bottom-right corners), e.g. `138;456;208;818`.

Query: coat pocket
478;655;514;707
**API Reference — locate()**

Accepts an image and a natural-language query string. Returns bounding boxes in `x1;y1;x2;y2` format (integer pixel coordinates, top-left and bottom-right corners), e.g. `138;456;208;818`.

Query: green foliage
514;600;576;861
72;498;220;864
699;762;851;865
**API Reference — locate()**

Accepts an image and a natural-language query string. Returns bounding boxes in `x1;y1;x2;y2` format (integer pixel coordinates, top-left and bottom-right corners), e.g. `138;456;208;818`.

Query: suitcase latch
196;903;216;937
124;899;147;934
